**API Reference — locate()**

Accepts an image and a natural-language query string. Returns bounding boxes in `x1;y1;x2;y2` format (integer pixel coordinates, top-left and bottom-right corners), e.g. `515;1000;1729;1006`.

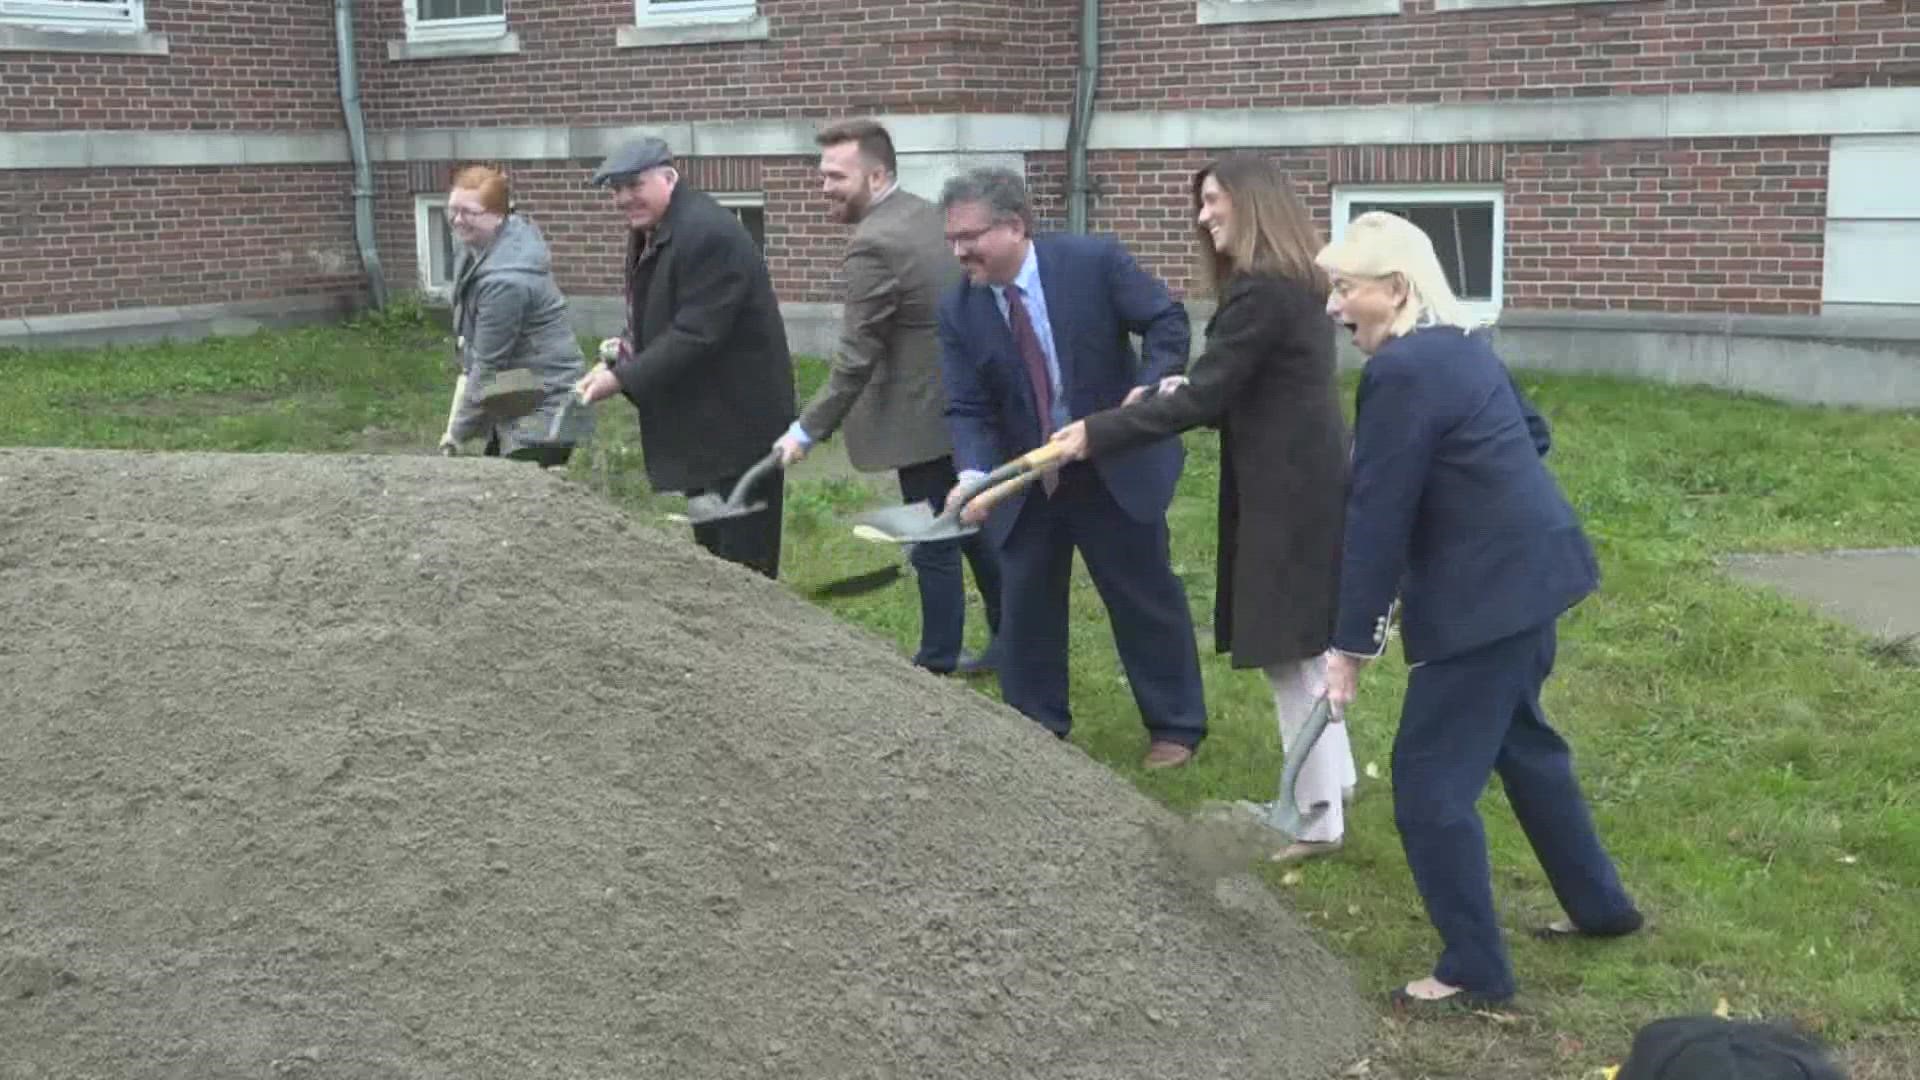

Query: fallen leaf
1364;762;1382;780
1713;996;1732;1019
1347;904;1362;917
1280;870;1303;887
1341;1059;1372;1078
1838;855;1859;865
1598;1066;1621;1080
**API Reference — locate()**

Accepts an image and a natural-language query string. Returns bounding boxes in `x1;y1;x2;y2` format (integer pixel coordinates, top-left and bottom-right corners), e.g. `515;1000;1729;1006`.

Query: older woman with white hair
1318;211;1642;1012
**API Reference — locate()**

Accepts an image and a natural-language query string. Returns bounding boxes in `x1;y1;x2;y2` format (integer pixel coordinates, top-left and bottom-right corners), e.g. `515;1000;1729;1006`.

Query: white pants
1263;655;1358;844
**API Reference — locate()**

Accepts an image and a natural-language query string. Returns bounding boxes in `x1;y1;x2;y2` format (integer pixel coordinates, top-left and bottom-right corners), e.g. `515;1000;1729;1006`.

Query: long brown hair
1192;154;1327;300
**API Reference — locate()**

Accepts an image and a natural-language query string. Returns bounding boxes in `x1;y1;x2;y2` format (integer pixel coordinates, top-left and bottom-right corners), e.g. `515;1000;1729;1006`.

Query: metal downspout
1065;0;1100;234
334;0;388;309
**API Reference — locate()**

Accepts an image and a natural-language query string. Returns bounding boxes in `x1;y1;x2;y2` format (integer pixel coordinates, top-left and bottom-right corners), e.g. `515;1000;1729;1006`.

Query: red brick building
4;1;1918;402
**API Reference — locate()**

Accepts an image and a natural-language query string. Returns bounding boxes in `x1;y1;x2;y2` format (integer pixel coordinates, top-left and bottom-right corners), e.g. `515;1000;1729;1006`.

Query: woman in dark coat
1049;153;1355;860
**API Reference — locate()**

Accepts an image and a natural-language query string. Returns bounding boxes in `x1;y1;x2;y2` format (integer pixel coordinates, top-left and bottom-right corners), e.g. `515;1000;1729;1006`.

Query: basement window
405;0;505;42
620;0;767;47
1332;185;1506;322
0;0;143;31
394;0;517;62
0;0;166;55
415;195;457;302
1197;0;1401;24
714;192;767;255
637;0;756;24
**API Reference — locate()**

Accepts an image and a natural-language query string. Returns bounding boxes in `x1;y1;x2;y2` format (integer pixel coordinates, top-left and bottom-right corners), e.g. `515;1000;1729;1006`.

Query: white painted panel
894;152;1026;205
1828;136;1920;220
1822;221;1920;305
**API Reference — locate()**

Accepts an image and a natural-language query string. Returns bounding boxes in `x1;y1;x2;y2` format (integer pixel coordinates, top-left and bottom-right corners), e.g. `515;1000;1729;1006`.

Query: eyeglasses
447;205;494;221
944;222;1005;247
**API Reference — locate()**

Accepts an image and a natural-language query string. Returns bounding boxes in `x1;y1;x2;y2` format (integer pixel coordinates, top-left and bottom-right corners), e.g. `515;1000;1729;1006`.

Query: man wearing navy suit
935;167;1207;769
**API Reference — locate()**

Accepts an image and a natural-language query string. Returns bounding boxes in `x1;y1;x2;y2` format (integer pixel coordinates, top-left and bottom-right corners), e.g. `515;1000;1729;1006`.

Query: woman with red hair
439;165;593;467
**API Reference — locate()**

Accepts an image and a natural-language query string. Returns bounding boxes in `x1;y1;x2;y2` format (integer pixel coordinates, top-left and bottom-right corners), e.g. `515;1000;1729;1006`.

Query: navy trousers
1393;619;1638;999
994;463;1207;746
897;455;1003;672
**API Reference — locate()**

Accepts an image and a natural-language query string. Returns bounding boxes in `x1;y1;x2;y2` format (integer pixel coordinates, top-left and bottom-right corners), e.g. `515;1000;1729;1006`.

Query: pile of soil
0;448;1372;1079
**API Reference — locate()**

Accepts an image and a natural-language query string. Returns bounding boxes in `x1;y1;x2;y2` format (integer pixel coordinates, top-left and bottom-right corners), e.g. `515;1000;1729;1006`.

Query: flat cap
589;137;674;187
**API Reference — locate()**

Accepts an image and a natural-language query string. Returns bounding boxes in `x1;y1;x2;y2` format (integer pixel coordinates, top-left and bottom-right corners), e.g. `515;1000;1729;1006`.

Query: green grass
5;308;1918;1079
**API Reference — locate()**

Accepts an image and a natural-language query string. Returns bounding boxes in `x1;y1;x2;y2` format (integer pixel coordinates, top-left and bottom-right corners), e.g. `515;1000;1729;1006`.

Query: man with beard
577;137;796;579
773;119;1003;675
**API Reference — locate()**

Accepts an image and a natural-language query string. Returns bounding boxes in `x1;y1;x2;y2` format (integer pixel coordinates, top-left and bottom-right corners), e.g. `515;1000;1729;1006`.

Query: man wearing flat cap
576;137;797;579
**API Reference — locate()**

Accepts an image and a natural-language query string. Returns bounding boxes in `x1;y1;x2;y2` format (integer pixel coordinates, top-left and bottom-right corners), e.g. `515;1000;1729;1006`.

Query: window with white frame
713;192;766;254
1196;0;1400;25
1331;185;1505;321
415;195;457;300
0;0;144;32
406;0;505;42
636;0;756;25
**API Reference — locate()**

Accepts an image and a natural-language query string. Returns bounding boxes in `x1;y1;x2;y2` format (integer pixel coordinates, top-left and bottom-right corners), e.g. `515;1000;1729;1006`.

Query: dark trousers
995;463;1207;746
688;466;784;580
897;455;1004;671
483;433;574;470
1393;620;1638;999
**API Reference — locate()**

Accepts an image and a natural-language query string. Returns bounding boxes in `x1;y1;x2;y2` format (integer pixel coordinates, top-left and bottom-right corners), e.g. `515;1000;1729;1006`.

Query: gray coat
449;214;594;453
796;189;959;473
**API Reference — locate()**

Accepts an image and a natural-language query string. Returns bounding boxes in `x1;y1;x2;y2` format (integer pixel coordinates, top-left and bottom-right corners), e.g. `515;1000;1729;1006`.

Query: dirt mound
0;448;1372;1079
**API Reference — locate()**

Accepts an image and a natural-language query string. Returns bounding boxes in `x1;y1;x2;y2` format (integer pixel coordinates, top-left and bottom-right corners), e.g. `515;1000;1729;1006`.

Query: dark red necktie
1003;284;1059;495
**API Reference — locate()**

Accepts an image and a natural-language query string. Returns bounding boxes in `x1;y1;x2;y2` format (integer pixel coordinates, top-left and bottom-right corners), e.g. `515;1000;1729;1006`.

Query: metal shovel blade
1264;694;1336;840
475;368;546;422
683;450;781;526
849;502;979;544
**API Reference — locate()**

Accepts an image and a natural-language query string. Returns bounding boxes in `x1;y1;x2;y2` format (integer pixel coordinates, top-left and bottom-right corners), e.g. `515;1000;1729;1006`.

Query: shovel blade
850;503;978;544
683;493;769;525
474;369;547;422
1266;695;1337;841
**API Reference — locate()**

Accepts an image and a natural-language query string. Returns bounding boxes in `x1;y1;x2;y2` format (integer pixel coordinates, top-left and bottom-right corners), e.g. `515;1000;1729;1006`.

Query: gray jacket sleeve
797;236;895;442
449;277;530;442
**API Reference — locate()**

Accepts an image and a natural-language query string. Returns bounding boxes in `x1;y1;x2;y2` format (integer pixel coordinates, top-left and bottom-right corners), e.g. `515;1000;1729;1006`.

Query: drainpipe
333;0;388;309
1064;0;1100;234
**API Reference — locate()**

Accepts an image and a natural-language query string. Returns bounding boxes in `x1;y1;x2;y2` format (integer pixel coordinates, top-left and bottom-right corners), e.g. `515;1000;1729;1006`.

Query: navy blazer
937;233;1190;545
1334;327;1598;664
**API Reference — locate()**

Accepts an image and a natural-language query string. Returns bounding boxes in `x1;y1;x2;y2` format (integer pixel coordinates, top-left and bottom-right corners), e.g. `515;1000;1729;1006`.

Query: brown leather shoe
1142;741;1194;770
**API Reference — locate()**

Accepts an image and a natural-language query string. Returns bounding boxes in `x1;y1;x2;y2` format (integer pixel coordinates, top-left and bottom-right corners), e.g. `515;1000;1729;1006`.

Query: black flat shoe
1388;986;1513;1014
1530;910;1645;942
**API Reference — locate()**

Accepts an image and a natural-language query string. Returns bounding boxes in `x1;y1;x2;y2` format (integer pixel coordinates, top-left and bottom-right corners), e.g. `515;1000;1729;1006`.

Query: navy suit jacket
1334;327;1598;664
937;233;1190;546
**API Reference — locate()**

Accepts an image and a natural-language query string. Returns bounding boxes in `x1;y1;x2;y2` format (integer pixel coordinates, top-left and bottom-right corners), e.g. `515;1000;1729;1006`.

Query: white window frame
635;0;756;26
414;194;456;301
712;191;766;250
405;0;506;43
1331;184;1506;323
0;0;144;32
1197;0;1400;25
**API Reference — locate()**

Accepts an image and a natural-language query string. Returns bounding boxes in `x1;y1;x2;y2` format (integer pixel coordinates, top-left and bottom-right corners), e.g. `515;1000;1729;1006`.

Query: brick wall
0;2;344;131
375;157;846;305
1505;136;1828;314
1101;0;1920;109
0;166;365;319
356;0;1075;130
1041;137;1825;315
